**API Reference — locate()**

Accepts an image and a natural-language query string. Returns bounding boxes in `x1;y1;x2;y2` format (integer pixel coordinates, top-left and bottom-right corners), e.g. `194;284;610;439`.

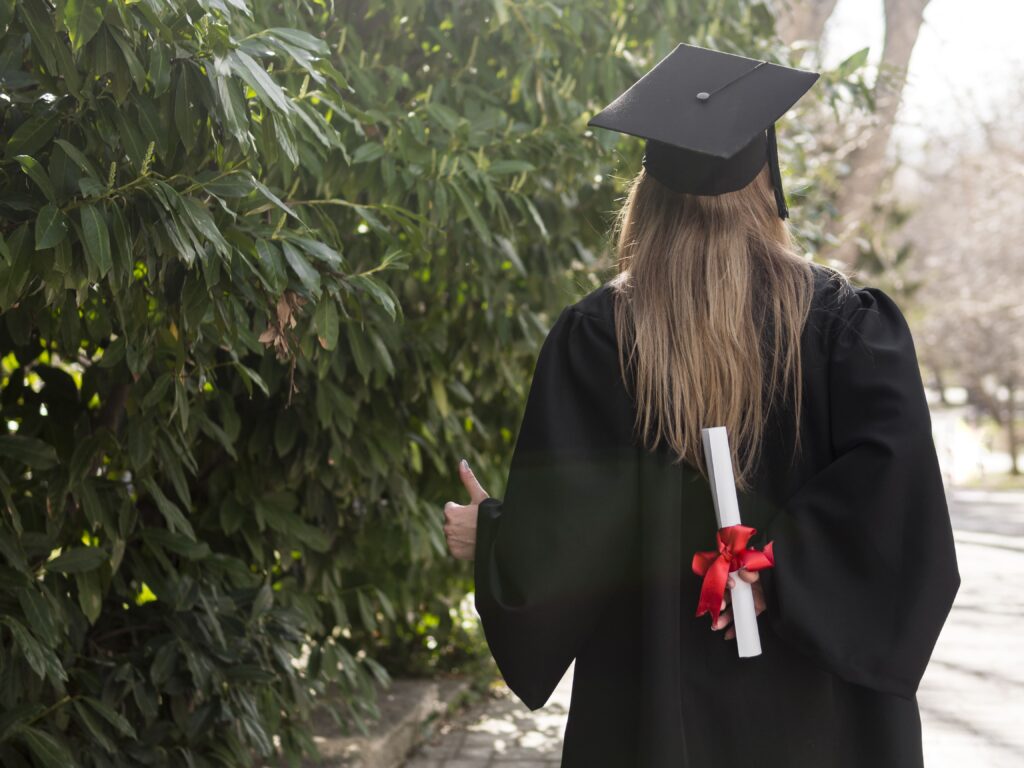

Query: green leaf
488;159;536;175
228;50;292;113
47;547;107;574
72;701;116;753
110;539;125;573
98;336;125;368
0;703;46;744
374;586;396;622
76;570;103;624
256;493;331;553
174;63;198;152
290;235;343;268
53;139;102;181
251;583;273;618
254;238;287;292
14;725;75;768
149;43;171;96
35;204;69;250
836;46;870;78
113;106;146;168
140;477;196;540
345;323;373;382
248;35;326;88
179;196;231;257
424;102;464;133
523;196;549;240
349;273;398;321
267;109;299;166
262;27;329;55
0;532;30;574
200;170;254;198
220;498;244;535
379;246;410;271
62;0;105;52
4;111;59;161
141;528;210;560
17;588;57;639
450;179;491;244
150;641;177;685
13;155;57;202
431;377;450;418
109;26;147;92
0;617;64;683
495;234;525;275
80;203;112;277
0;436;59;469
135;98;166;158
230;361;269;400
281;240;321;297
356;588;377;632
215;71;251;146
273;411;298;456
351;142;386;164
368;330;394;377
250;175;303;223
314;298;339;351
83;696;136;739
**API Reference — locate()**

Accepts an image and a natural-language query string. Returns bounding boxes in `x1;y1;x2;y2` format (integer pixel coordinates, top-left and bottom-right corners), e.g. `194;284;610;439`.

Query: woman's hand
712;568;767;640
443;459;488;561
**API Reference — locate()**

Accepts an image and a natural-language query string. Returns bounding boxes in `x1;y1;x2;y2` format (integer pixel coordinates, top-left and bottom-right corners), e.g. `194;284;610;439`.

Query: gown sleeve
473;305;639;711
758;284;961;701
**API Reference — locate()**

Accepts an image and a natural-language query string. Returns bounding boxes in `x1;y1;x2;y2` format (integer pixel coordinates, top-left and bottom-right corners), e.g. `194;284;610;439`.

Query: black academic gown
472;263;961;768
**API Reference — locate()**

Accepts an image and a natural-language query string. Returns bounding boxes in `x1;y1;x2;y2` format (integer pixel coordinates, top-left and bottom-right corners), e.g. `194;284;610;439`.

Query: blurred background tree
899;69;1024;477
770;0;935;278
767;0;1024;482
0;0;872;764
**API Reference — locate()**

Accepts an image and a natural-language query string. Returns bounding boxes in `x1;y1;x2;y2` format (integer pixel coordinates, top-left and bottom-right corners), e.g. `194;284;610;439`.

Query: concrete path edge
307;677;475;768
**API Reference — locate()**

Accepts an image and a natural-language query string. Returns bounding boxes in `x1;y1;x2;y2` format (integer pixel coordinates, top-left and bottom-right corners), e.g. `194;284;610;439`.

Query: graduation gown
472;263;961;768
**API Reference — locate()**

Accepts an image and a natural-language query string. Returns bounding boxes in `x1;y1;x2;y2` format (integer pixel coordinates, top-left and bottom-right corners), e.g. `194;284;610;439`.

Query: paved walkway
919;487;1024;768
403;664;572;766
404;486;1024;767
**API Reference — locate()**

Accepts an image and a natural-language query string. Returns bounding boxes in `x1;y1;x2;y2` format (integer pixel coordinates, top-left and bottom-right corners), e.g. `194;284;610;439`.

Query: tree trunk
826;0;932;266
1008;379;1020;475
773;0;841;47
932;366;948;405
967;382;1001;425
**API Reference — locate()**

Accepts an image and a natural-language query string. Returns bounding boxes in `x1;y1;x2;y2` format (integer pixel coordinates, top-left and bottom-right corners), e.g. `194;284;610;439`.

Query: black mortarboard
587;43;820;219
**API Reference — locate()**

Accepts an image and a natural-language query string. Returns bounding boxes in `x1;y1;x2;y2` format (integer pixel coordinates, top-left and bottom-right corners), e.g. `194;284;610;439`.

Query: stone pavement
404;485;1024;767
402;664;572;766
919;486;1024;768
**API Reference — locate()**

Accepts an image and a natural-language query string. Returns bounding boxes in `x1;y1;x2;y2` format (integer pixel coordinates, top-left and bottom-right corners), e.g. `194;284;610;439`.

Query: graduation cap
587;43;820;219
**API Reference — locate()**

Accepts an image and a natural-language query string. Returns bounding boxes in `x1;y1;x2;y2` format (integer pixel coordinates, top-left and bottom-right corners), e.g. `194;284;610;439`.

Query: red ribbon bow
691;524;775;626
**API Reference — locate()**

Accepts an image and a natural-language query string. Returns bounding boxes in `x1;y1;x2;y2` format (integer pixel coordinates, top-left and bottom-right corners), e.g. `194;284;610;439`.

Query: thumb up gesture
444;459;488;561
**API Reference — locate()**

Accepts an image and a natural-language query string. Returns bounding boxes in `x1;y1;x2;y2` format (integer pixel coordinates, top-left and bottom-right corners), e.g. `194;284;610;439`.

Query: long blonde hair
610;163;815;491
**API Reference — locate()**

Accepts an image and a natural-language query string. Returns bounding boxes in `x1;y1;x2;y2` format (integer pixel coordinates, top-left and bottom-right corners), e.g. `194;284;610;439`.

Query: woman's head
609;162;816;490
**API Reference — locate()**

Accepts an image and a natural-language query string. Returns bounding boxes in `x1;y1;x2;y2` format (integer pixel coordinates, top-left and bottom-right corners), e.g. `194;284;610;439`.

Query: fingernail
460;458;468;470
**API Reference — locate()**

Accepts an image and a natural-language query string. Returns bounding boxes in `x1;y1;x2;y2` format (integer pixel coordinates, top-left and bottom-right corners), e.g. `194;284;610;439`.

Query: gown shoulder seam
566;283;617;326
567;304;604;322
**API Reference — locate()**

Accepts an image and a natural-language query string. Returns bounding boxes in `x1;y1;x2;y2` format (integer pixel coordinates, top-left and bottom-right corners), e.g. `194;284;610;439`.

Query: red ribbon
691;524;775;626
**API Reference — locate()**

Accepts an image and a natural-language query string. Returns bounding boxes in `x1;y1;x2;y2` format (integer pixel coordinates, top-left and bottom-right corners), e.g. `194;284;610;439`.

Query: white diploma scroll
700;426;762;658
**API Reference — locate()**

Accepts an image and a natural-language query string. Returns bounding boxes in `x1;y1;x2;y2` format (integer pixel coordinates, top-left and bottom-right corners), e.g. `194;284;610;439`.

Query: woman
443;44;960;768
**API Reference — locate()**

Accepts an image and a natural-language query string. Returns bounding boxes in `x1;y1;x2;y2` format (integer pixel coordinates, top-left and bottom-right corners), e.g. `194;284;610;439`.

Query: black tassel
766;124;788;220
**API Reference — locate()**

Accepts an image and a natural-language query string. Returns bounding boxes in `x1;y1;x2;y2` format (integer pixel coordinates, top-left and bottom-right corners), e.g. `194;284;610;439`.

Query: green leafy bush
0;0;869;764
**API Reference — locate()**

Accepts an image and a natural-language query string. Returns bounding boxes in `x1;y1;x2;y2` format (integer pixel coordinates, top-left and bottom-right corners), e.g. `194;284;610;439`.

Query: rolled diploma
701;426;762;658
